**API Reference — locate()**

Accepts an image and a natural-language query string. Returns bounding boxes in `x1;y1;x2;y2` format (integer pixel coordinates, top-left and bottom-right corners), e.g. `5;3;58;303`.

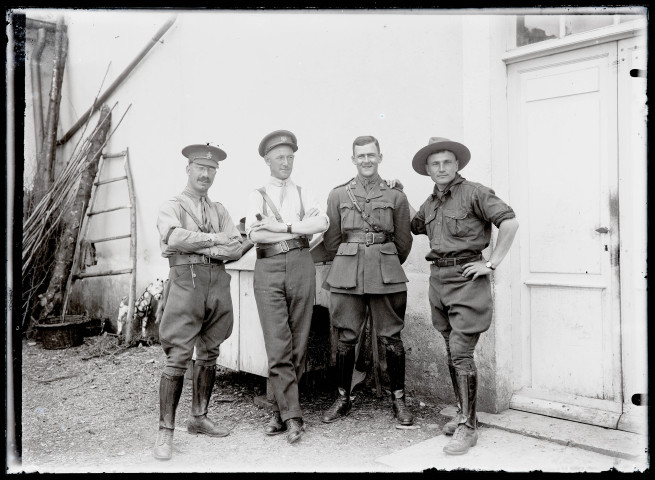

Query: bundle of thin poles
21;100;131;328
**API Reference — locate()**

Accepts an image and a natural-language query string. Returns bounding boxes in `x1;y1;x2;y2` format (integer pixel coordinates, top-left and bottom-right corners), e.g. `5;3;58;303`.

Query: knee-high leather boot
152;373;184;460
321;343;355;423
443;372;478;455
385;341;414;426
187;364;230;437
442;364;464;435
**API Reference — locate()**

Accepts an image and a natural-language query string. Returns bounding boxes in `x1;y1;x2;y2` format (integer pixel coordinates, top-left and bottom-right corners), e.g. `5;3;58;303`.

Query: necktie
279;181;288;208
201;197;213;233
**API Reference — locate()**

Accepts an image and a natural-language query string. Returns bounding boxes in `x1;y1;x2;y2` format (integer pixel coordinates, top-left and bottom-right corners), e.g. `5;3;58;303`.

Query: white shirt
245;176;329;241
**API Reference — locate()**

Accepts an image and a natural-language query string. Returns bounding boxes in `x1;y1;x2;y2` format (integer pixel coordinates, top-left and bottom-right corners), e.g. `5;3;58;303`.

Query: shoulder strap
257;187;284;223
174;195;209;233
334;177;354;189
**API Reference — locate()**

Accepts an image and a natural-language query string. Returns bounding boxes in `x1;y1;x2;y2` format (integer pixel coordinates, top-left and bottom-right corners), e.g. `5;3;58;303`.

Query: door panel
508;42;622;426
526;91;604;275
530;287;605;397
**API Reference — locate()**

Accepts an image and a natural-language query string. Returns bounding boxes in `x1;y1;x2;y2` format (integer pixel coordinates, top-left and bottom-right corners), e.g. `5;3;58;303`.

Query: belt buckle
201;255;210;264
280;240;290;253
365;232;374;246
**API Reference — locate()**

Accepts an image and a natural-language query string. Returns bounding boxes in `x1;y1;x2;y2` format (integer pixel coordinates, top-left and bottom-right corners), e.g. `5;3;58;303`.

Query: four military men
154;133;517;459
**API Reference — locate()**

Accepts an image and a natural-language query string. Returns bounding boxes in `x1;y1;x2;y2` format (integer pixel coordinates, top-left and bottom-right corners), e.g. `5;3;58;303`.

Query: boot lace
452;424;471;441
395;400;410;416
157;429;173;446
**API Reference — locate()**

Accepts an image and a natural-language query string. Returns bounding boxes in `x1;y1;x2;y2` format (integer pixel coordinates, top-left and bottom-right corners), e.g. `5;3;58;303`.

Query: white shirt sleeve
301;187;330;233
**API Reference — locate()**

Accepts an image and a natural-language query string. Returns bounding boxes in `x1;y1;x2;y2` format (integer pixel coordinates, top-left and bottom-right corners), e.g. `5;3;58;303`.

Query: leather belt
169;254;224;267
343;231;393;246
256;237;310;259
431;254;482;267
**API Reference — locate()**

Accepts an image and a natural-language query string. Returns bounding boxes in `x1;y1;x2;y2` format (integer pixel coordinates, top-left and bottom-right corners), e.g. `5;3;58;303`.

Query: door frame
615;34;648;434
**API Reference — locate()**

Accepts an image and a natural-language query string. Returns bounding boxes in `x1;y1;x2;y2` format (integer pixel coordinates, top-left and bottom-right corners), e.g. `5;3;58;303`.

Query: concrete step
376;407;650;473
375;425;645;472
440;407;648;461
375;408;648;472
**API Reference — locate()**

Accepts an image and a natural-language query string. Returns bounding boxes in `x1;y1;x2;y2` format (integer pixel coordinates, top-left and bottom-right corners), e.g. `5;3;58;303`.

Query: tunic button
366;199;370;203
365;228;369;233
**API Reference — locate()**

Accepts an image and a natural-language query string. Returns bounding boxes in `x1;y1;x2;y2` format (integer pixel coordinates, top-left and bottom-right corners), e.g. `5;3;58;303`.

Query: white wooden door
508;42;622;427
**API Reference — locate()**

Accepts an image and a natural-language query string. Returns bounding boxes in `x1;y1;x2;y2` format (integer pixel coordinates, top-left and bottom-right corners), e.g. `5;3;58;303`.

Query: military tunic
323;175;413;344
156;188;242;375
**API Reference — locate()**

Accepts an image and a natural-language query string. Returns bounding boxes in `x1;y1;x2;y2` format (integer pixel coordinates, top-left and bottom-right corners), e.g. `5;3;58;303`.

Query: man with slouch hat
409;137;519;455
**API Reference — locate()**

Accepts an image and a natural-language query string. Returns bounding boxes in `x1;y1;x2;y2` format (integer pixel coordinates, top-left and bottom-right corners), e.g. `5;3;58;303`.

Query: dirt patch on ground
18;334;451;473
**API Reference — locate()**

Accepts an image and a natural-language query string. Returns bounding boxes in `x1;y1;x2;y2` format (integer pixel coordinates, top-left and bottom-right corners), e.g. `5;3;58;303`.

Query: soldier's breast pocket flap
372;201;394;228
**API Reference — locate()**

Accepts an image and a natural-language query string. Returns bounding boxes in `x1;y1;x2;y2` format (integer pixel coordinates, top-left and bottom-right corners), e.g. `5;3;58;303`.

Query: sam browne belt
256;237;310;259
168;254;225;267
343;231;393;246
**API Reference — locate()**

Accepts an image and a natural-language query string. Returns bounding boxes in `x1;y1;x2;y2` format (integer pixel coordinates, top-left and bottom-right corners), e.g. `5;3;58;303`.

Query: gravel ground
18;334;451;473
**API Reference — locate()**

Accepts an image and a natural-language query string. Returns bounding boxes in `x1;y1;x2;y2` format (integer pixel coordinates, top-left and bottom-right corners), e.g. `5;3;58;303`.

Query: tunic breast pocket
339;202;356;230
372;201;394;230
443;209;474;238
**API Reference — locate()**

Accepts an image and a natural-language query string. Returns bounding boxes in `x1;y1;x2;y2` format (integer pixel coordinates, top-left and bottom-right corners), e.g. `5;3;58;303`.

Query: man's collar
356;173;381;187
432;173;464;198
269;176;294;188
183;186;211;203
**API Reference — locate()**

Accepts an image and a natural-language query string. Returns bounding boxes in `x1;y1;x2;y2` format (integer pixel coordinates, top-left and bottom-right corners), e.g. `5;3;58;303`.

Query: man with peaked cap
321;135;415;427
409;137;519;455
153;143;243;460
245;130;329;444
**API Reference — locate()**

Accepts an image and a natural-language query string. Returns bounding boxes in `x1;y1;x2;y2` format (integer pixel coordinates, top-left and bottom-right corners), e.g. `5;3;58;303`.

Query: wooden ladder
65;149;137;340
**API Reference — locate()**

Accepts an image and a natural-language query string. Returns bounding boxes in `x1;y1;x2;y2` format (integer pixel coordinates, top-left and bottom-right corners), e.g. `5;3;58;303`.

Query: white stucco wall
22;9;471;302
20;9;517;409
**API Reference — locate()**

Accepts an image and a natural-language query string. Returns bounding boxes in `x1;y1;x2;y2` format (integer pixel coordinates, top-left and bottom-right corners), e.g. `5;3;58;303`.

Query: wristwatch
485;261;496;270
286;223;293;233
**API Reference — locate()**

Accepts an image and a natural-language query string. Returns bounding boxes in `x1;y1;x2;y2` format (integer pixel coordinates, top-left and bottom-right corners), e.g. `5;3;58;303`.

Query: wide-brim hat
258;130;298;157
182;144;227;167
412;137;471;175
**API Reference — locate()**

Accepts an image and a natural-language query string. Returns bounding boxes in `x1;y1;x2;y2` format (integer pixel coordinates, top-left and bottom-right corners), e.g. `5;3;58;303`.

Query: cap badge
280;136;288;142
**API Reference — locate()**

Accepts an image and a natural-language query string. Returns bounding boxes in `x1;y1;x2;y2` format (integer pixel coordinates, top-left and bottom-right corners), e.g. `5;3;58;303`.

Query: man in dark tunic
321;135;414;427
